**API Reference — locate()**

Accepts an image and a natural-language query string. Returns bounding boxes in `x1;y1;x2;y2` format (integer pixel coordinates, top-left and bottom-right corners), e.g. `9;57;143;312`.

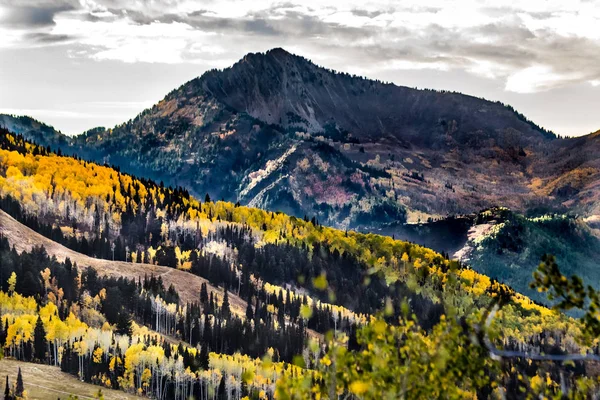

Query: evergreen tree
209;292;215;314
115;312;132;336
15;368;23;398
200;282;208;305
199;345;209;370
217;376;225;397
222;290;231;320
4;376;10;400
163;340;172;359
154;246;177;268
34;316;47;362
245;301;254;320
202;313;212;347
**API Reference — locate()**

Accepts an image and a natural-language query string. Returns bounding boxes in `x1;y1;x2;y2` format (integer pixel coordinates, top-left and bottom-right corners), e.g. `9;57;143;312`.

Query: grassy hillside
0;358;137;400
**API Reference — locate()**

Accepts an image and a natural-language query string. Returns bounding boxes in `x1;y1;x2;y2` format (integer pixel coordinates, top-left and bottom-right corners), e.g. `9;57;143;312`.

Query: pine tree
200;282;208;305
163;340;172;359
34;316;47;362
4;375;10;400
222;290;231;320
209;292;215;314
199;345;209;370
15;368;23;398
217;376;225;397
202;313;212;347
116;312;132;336
245;301;254;320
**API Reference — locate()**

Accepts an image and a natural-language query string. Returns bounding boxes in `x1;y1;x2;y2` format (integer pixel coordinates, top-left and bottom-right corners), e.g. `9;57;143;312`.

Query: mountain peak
198;49;553;144
266;47;293;56
239;47;307;67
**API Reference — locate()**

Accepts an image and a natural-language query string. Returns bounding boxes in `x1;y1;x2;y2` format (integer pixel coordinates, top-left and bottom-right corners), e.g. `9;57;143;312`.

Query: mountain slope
83;48;561;224
3;124;597;398
454;208;600;304
1;48;576;230
370;207;600;305
3;50;600;304
0;358;138;400
0;114;70;151
0;127;560;328
3;50;600;237
529;130;600;216
0;209;244;311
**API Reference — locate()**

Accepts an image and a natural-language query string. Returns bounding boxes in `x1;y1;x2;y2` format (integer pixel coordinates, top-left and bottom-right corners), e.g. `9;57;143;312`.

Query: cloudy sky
1;0;599;136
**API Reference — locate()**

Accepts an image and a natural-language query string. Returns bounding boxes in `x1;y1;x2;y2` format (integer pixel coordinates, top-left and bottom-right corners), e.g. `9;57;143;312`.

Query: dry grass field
0;358;138;400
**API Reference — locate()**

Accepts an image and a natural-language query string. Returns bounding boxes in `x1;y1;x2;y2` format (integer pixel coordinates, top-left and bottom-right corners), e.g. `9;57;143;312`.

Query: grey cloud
469;22;536;42
0;0;80;28
3;0;600;91
350;9;387;18
23;32;73;44
81;12;116;23
119;6;366;40
2;5;72;27
322;17;600;83
1;1;599;136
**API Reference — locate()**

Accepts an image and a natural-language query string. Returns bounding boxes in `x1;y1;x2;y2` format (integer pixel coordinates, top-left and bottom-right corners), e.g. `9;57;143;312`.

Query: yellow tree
7;272;17;294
